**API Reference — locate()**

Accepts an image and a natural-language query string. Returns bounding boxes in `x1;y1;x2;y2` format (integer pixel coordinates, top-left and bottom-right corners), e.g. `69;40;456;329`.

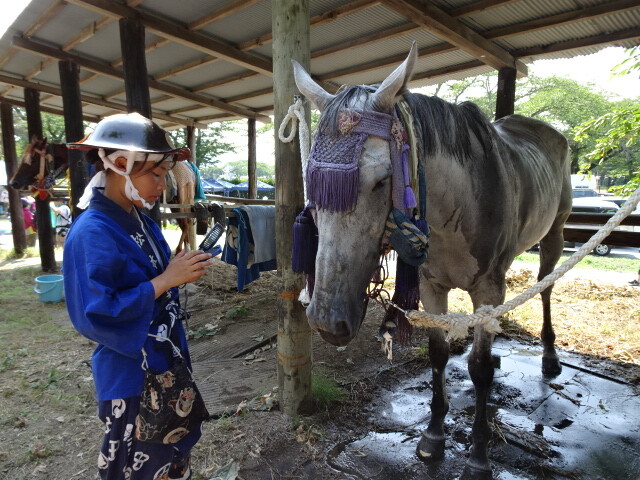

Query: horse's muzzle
306;295;368;346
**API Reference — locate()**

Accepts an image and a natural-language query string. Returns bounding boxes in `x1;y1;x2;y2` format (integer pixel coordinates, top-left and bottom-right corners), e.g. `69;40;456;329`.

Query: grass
515;249;638;273
311;371;346;410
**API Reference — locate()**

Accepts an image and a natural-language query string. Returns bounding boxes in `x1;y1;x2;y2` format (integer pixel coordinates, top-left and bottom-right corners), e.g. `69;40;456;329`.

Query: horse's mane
317;85;496;164
403;92;496;164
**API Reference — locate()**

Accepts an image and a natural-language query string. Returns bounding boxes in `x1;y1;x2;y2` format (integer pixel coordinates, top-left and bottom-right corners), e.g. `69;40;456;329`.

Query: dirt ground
0;254;639;480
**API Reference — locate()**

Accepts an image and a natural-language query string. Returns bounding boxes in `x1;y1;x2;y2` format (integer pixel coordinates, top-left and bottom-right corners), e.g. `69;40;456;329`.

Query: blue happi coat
63;189;191;401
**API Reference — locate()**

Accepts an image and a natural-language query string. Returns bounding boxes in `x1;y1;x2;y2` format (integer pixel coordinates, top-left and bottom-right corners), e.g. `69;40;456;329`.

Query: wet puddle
327;338;640;479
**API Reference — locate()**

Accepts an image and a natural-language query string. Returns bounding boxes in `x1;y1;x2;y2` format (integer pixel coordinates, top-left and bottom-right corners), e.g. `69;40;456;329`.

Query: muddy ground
0;255;639;480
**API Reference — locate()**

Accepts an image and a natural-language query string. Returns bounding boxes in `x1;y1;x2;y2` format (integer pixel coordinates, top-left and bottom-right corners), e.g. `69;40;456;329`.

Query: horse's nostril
333;320;351;338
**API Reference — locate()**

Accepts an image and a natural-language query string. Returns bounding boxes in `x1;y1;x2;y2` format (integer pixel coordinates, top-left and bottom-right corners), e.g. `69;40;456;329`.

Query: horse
293;43;572;477
11;136;196;254
9;136;69;196
163;159;196;253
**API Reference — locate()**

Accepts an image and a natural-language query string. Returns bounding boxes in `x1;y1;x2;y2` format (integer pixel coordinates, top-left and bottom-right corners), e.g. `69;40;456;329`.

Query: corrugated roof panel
310;3;411;50
199;2;274;45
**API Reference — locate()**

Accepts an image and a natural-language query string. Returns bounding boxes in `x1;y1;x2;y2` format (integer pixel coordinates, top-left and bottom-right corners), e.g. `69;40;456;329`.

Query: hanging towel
240;205;276;264
188;161;206;201
222;208;277;291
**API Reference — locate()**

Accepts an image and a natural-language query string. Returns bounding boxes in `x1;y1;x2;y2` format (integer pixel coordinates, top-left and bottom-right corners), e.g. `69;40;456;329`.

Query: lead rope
394;186;640;342
278;95;310;203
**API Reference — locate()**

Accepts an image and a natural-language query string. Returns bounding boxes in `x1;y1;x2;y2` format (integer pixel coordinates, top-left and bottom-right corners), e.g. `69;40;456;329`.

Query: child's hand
151;250;212;297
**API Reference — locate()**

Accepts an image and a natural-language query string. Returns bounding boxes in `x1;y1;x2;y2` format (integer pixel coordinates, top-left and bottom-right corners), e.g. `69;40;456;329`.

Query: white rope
278;96;310;202
403;186;640;341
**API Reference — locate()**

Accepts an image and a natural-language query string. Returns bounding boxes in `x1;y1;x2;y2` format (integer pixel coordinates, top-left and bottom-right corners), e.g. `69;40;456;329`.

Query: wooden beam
12;36;270;122
0;73;208;129
514;27;640;59
311;23;421;59
187;0;262;30
2;97;101;123
379;0;527;75
483;0;640;40
237;0;379;51
448;0;521;17
66;0;273;76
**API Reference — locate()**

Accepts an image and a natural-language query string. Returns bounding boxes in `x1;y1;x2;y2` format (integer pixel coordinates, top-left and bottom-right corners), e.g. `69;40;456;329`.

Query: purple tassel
291;206;318;274
401;145;417;210
307;167;359;212
380;257;420;345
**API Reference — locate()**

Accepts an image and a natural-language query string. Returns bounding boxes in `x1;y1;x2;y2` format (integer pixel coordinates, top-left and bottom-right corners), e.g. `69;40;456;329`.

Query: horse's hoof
416;434;445;462
542;356;562;377
461;461;493;480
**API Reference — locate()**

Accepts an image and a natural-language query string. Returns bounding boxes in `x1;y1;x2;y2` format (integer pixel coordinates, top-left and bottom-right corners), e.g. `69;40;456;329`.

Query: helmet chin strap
77;149;165;210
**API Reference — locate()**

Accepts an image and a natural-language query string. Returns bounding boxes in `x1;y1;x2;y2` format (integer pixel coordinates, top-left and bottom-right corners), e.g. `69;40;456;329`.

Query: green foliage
225;305;248;318
572;47;640;190
514;250;638;273
167;122;239;168
312;372;346;410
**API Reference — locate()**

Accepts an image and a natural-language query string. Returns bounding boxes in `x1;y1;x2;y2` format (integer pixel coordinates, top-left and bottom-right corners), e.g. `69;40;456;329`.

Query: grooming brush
198;222;225;254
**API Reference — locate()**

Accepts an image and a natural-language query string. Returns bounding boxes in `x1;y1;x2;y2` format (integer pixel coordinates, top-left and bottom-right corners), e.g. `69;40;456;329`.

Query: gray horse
293;43;571;476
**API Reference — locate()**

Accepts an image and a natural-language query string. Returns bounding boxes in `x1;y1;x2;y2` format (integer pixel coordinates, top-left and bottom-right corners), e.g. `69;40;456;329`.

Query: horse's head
9;136;68;194
293;43;417;346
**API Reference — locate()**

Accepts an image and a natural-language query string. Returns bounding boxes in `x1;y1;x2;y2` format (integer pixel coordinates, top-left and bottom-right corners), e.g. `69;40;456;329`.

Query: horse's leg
416;280;450;462
464;280;505;476
537;216;566;376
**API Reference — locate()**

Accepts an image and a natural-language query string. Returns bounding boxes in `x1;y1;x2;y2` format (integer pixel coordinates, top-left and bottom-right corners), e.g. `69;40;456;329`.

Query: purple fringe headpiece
307;109;416;212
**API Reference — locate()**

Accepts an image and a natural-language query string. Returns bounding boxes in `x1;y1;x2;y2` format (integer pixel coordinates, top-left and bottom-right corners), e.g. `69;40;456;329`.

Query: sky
0;0;32;39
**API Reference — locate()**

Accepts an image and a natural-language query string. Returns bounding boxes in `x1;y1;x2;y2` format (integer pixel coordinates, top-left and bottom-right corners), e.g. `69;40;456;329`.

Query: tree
573;47;640;193
167;122;238;168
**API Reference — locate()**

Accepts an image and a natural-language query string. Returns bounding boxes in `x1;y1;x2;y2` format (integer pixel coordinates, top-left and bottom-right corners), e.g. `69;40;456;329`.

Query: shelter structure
0;0;638;414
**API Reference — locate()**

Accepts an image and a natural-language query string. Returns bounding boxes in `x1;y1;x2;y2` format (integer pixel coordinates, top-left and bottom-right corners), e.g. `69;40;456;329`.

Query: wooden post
119;17;152;118
273;0;313;416
1;101;27;254
119;16;160;224
59;60;88;217
186;125;197;165
24;87;57;272
495;66;516;120
185;125;197;249
248;118;257;199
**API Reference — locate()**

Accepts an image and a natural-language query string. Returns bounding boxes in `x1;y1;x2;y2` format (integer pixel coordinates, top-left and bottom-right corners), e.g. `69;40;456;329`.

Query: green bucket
34;274;64;303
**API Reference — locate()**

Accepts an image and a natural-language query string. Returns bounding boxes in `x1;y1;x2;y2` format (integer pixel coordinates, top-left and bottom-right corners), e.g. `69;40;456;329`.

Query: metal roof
0;0;638;130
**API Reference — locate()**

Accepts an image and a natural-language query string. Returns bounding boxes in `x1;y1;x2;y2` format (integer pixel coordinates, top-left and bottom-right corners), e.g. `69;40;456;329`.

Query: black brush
198;222;225;253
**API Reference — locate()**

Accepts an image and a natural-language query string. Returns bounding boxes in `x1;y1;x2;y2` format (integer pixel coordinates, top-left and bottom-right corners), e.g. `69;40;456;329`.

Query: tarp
202;178;236;194
232;180;275;192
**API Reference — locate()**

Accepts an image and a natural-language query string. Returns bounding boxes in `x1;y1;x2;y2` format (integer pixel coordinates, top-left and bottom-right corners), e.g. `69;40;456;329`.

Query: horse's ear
371;41;418;113
292;59;334;112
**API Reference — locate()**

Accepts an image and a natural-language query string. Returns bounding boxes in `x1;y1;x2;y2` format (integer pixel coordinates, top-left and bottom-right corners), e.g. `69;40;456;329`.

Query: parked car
565;197;621;256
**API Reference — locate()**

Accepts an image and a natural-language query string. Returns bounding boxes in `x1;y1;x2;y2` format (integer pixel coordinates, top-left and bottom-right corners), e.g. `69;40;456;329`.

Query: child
64;113;211;480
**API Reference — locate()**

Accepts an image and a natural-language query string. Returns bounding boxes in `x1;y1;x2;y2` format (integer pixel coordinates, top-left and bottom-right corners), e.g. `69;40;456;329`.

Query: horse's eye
372;178;389;191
